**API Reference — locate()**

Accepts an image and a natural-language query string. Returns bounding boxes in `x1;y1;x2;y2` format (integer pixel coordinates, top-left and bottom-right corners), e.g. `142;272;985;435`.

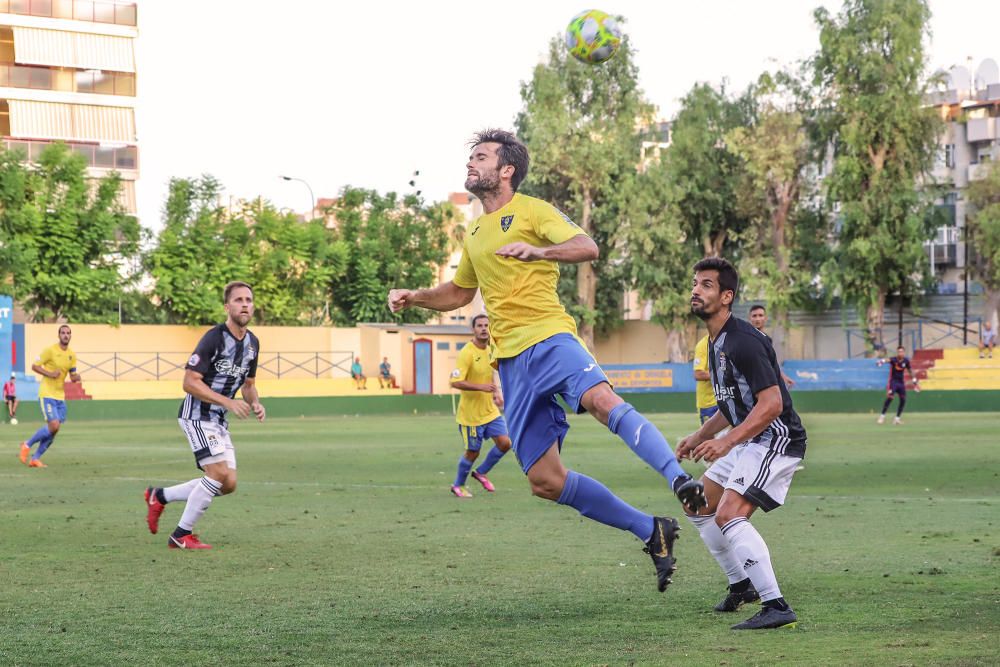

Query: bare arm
388;281;477;314
241;377;265;421
183;369;251;418
691;385;783;462
781;370;795;387
495;234;599;264
676;408;731;459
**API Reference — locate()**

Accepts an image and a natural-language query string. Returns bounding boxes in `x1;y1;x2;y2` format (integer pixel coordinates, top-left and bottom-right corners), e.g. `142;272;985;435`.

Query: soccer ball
10;418;17;425
565;10;622;65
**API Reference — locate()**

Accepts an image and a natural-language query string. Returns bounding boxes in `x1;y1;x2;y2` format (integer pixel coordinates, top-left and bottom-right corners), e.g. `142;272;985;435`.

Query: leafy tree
965;160;1000;326
147;176;348;325
727;72;823;357
329;188;449;325
516;33;654;349
813;0;941;353
663;83;753;259
621;160;699;361
0;143;140;322
624;82;753;360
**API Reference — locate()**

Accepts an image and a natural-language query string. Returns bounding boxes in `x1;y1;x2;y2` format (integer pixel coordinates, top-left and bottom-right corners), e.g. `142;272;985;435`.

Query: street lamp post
280;175;316;220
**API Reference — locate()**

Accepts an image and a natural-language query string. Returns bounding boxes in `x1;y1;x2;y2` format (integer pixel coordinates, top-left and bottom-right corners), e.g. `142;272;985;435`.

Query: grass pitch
1;411;997;666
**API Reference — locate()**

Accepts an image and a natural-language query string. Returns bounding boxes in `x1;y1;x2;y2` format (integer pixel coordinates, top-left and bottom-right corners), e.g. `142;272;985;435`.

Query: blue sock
33;435;55;460
27;425;51;447
454;457;473;487
475;446;506;475
608;403;687;485
557;470;654;542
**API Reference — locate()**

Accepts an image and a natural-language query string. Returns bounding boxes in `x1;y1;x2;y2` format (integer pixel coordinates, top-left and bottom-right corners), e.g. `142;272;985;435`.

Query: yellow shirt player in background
20;325;81;468
694;334;719;424
448;314;512;498
389;129;705;595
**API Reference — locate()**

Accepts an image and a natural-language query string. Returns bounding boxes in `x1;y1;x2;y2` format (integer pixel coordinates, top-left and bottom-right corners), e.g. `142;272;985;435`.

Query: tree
329;188;449;325
663;83;753;259
0;143;140;322
965;160;1000;326
147;176;348;325
623;82;753;361
515;33;654;349
727;72;822;358
813;0;941;353
621;160;700;361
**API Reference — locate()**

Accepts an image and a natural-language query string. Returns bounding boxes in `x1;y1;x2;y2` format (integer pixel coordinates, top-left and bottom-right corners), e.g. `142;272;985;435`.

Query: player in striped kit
677;258;806;630
143;281;265;550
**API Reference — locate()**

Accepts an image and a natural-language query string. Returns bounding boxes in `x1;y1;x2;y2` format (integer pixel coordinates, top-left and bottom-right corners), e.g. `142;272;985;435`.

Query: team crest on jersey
500;215;514;232
717;352;727;371
245;345;255;361
188;353;200;366
450;369;461;378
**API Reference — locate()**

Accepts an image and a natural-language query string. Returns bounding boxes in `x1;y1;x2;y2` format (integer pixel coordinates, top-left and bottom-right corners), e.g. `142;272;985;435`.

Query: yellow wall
593;321;670;364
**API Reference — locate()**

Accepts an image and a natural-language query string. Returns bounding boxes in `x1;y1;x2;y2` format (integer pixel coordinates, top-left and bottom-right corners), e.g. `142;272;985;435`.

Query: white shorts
705;442;800;512
178;418;237;471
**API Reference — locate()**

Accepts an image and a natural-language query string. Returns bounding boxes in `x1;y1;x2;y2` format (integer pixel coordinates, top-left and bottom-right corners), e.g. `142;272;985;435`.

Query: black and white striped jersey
177;324;259;426
708;315;807;458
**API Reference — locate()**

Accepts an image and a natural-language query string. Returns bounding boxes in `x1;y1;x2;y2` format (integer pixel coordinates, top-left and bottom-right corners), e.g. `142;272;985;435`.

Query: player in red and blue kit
877;346;919;425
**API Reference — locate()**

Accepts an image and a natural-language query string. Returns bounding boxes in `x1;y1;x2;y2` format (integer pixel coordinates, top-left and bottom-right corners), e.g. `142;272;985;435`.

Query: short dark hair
470;129;530;192
897;345;905;351
471;314;489;329
224;281;253;303
693;257;739;308
58;324;71;334
749;304;766;314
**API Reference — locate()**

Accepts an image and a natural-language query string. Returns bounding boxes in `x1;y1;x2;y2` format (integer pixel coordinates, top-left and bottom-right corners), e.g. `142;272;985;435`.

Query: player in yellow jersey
20;325;81;467
694;334;719;425
449;314;512;498
389;129;705;593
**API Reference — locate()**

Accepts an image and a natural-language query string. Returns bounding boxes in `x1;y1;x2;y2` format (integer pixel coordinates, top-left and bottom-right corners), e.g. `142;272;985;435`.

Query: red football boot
168;533;212;550
144;487;165;534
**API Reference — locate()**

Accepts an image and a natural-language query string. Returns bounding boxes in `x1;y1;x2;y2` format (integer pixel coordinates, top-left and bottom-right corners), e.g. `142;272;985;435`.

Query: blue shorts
458;415;508;452
497;333;610;473
699;405;719;424
40;397;67;423
888;380;906;398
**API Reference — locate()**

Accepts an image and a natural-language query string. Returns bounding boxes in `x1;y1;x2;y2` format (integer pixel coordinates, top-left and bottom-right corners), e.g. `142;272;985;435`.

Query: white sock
163;479;200;503
721;517;782;602
177;477;222;531
688;513;745;585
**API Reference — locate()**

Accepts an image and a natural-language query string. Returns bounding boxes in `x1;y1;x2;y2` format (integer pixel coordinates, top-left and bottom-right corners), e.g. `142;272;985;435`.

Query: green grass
1;412;998;666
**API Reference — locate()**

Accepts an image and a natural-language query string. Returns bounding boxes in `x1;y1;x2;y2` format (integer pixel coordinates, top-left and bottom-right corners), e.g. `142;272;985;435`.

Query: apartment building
0;0;138;212
926;60;1000;293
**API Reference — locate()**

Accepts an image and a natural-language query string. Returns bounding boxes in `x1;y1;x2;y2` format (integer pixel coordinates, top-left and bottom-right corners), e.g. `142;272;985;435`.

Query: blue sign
0;295;11;383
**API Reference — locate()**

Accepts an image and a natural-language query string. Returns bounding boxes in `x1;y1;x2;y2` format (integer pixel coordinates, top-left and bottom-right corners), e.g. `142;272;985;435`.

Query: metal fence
845;316;982;358
76;351;356;381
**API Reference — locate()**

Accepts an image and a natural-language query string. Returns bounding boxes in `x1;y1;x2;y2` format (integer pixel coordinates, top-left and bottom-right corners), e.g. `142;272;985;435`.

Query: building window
455;342;466;351
944;143;955;168
436;342;450;351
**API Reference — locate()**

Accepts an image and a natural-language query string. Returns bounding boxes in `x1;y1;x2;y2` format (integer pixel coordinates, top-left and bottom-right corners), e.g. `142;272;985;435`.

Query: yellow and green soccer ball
565;9;622;65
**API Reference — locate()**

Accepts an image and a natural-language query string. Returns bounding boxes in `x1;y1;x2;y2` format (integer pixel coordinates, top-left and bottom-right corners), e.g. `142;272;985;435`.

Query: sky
132;0;1000;229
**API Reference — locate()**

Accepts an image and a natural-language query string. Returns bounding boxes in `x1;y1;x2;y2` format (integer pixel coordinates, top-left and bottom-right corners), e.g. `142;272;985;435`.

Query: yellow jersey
694;335;716;410
451;340;501;427
36;343;77;400
453;193;586;360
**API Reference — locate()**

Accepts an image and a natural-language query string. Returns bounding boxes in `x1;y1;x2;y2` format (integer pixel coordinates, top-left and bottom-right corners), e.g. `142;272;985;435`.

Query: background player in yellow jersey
389;129;706;593
694;334;719;425
449;314;512;498
20;325;81;468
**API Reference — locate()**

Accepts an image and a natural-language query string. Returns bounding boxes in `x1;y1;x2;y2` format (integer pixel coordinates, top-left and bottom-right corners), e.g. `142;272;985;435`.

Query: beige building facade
0;0;138;212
